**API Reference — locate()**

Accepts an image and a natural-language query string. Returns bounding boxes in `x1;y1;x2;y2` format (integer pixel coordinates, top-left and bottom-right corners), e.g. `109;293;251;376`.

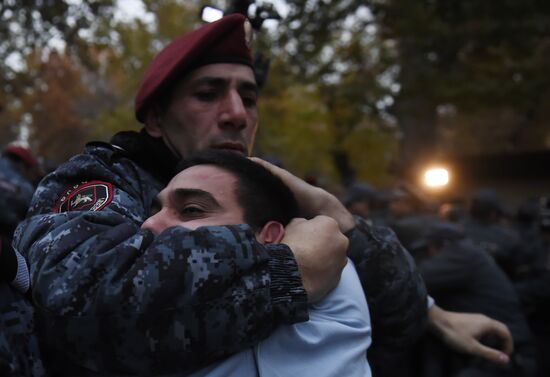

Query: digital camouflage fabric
14;131;307;375
0;284;46;376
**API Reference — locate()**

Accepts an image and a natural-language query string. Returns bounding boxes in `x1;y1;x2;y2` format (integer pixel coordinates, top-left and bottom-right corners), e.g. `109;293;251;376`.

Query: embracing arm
17;210;306;374
346;218;428;348
13;149;311;375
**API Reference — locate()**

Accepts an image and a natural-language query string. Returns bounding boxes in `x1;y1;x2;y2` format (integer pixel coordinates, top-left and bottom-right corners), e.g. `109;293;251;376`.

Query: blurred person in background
514;196;550;377
463;188;522;278
0;144;46;376
343;181;379;224
0;145;42;239
438;201;466;224
513;198;548;278
385;185;438;253
413;221;537;377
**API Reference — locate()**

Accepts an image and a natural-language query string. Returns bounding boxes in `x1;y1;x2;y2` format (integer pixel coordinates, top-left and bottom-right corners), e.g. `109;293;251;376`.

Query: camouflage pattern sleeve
13;145;308;375
0;284;47;377
345;216;428;349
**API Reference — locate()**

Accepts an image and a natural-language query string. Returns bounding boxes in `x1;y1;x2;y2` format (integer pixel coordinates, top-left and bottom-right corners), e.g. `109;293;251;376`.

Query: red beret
3;145;39;168
135;14;253;123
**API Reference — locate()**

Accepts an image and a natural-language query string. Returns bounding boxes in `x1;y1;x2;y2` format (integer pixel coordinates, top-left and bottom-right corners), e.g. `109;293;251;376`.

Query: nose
219;90;247;130
141;212;167;235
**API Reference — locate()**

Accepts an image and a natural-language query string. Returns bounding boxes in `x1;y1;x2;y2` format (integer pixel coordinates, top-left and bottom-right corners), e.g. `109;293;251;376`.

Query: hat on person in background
343;182;378;206
470;188;503;218
135;14;253;123
3;145;39;169
410;220;465;253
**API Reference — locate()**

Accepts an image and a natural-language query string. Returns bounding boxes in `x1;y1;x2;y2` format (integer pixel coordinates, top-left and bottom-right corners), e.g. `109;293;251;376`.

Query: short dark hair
176;151;299;229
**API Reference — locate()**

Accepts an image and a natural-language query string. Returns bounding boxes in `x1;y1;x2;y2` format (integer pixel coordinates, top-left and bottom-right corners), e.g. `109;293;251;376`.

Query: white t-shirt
189;259;372;377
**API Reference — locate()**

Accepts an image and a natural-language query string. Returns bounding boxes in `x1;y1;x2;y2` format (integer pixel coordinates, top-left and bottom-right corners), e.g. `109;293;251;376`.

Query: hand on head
250;157;356;232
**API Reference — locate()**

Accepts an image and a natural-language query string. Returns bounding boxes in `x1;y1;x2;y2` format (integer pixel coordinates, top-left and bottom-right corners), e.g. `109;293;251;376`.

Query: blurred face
141;165;245;234
146;63;259;158
389;198;415;217
347;200;371;219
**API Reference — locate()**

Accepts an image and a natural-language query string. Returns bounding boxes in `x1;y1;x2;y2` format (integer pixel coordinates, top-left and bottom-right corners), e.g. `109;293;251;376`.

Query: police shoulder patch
54;181;113;213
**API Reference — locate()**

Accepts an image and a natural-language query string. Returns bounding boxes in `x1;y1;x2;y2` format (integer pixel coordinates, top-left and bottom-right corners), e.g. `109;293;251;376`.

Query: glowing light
201;6;224;23
424;168;449;188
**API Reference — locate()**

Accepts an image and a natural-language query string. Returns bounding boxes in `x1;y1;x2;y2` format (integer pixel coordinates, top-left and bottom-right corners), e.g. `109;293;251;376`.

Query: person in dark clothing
514;196;550;377
414;221;537;377
0;145;46;376
385;185;438;253
463;188;522;278
514;198;548;278
12;14;511;376
0;145;40;238
343;182;378;221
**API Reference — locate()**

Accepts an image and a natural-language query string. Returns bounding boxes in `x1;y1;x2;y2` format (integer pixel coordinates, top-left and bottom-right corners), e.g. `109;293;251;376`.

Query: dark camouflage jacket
13;130;427;376
0;284;46;377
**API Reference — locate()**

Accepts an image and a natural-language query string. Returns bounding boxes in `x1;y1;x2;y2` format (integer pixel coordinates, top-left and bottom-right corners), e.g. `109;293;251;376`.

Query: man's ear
255;221;285;244
144;107;163;138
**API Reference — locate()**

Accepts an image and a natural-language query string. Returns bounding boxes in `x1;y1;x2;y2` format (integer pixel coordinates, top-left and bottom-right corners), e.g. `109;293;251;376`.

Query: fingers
250;157;295;182
470;342;510;365
485;317;514;356
250;157;356;232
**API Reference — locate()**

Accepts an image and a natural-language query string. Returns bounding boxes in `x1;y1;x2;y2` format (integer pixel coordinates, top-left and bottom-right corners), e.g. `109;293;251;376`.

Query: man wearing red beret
13;14;512;376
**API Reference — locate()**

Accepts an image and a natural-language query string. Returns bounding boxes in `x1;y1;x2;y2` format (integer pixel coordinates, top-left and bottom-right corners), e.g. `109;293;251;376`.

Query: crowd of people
0;13;547;377
343;182;550;376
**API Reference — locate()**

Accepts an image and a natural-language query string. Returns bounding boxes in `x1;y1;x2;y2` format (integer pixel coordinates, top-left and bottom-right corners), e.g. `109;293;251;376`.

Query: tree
260;0;398;186
0;0;205;164
91;0;203;140
365;0;550;169
10;50;95;163
0;0;116;159
270;0;550;183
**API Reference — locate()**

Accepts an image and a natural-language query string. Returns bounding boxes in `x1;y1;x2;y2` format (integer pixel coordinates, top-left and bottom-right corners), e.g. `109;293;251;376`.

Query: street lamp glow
201;6;224;23
424;168;449;188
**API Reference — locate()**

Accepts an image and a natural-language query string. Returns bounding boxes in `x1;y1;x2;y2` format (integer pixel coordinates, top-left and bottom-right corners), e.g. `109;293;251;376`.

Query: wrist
268;243;309;324
319;195;355;232
427;305;454;340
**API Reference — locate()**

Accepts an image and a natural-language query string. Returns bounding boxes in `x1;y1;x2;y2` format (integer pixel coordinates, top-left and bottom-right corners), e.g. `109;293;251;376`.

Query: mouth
211;142;247;155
